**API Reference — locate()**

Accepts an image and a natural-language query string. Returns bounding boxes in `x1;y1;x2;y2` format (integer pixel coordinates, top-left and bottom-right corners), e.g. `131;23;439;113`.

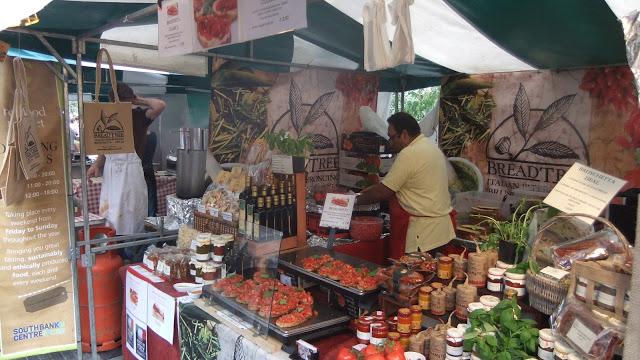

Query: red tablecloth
119;264;360;360
119;265;181;360
74;175;176;216
334;236;387;265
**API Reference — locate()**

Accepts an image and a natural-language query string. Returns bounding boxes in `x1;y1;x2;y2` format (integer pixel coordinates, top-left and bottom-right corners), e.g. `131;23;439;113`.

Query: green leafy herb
264;130;313;157
279;299;287;305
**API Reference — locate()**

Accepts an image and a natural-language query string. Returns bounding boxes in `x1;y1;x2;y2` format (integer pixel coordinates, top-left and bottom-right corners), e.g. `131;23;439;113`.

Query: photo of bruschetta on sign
193;0;237;49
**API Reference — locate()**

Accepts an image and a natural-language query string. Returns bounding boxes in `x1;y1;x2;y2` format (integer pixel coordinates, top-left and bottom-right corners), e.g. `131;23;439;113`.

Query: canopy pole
34;33;77;80
75;38;99;360
78;5;157;40
394;92;399;112
60;65;84;360
400;77;406;112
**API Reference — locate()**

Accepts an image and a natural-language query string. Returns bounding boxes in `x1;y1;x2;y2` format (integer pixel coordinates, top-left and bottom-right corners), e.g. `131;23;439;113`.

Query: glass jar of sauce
419;286;433;311
410;305;422;333
397;308;412;334
438;256;453;280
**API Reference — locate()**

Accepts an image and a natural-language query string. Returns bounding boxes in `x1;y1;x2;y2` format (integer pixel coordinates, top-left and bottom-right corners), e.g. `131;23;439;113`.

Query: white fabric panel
0;0;52;31
605;0;639;19
376;92;392;122
291;36;359;70
102;25;208;76
325;0;536;74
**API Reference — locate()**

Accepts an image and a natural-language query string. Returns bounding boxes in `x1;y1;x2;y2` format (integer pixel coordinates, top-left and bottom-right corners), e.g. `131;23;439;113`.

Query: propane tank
77;226;123;352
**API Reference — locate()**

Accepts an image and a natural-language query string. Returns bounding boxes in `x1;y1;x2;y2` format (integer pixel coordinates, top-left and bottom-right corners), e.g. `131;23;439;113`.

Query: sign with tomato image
439;66;640;196
158;0;306;56
319;193;356;230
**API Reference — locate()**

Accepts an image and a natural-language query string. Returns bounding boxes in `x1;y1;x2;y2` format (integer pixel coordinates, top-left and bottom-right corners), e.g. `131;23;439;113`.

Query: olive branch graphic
495;83;579;161
271;78;338;150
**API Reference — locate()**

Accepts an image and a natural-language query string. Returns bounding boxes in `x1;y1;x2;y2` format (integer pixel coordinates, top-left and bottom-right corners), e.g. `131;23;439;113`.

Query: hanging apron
388;195;456;259
99;153;148;235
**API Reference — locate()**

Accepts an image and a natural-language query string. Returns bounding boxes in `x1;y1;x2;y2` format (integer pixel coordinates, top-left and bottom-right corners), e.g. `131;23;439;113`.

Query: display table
73;174;176;216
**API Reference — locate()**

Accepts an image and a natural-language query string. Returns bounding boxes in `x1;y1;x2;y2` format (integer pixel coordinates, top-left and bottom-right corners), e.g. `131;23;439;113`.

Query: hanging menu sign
0;60;76;358
158;0;307;56
543;163;626;224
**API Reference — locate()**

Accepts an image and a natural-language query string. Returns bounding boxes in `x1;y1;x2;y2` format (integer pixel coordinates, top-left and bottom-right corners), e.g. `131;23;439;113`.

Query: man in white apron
87;84;166;237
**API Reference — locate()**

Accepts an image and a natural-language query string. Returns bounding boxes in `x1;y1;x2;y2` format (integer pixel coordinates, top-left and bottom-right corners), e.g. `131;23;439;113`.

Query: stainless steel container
176;128;209;199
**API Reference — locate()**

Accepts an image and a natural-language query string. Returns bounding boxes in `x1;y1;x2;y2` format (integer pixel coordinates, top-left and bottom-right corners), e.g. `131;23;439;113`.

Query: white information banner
319;193;355;230
147;286;176;345
543;163;626;224
158;0;307;56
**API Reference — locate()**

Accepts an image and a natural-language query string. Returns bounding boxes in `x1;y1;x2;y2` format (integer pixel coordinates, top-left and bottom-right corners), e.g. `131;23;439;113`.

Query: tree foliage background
390;86;440;121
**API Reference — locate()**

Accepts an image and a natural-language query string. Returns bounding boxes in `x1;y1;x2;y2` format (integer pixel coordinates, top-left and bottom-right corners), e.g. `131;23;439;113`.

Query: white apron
99;153;148;235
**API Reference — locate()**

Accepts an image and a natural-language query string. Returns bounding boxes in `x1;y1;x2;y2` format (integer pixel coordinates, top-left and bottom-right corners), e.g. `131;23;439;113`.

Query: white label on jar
370;337;385;346
540;266;570;281
446;345;464;356
197;204;206;213
596;291;616;306
505;284;526;297
209;207;219;217
356;330;371;341
222;212;233;222
487;281;502;292
538;346;554;360
567;319;597;353
213;255;224;262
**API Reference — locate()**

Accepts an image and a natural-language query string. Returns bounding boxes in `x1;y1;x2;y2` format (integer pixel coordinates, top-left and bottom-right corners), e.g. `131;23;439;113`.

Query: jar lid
488;267;506;276
410;305;422;311
196;233;211;244
479;295;500;308
446;327;464;337
457;323;470;331
439;256;452;263
398;308;411;315
220;234;234;242
212;238;227;246
420;286;433;293
431;282;443;289
496;260;516;269
538;328;555;342
505;271;526;280
553;340;573;353
370;321;387;330
467;302;485;312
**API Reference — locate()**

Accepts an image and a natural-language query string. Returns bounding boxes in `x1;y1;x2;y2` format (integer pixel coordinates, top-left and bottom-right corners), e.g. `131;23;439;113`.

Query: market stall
0;1;639;360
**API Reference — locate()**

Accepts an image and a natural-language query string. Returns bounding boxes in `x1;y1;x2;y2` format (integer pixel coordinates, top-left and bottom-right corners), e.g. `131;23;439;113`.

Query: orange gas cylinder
77;226;123;352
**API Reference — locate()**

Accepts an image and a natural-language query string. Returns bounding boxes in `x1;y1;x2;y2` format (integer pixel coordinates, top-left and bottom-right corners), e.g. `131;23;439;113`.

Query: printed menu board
159;0;307;56
0;59;76;357
544;163;626;224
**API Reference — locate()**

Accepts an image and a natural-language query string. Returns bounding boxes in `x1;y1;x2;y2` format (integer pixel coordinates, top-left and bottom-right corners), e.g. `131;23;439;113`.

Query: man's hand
355;183;395;205
86;164;100;182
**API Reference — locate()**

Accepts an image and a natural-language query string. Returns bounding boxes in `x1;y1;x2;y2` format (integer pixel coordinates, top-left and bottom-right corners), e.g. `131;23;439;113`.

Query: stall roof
0;0;634;91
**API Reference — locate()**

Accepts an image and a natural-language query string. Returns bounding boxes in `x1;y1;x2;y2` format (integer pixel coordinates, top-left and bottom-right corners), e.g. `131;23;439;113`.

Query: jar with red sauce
370;322;388;346
387;316;398;332
356;316;374;344
372;310;386;322
397;308;412;334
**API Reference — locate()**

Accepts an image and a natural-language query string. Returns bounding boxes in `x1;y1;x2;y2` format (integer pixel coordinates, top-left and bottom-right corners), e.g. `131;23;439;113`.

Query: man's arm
132;97;166;120
356;183;395;205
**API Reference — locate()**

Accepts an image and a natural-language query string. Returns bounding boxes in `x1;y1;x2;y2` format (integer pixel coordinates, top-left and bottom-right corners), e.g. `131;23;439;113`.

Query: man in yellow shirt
356;112;455;257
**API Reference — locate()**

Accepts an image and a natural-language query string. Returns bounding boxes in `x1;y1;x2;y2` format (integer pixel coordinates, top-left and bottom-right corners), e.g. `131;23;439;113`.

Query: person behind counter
87;84;166;243
355;112;455;258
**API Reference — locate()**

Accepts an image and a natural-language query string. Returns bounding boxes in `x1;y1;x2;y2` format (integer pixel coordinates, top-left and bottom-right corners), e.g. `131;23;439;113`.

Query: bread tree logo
23;125;39;161
486;83;589;194
93;110;124;145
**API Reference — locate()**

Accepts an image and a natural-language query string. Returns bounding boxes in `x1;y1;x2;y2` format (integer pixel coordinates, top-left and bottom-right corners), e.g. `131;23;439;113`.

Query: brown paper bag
0;113;26;206
13;58;45;179
83;48;134;155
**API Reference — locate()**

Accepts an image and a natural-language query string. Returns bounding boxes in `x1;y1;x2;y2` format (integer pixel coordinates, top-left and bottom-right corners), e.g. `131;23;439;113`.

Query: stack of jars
192;233;233;285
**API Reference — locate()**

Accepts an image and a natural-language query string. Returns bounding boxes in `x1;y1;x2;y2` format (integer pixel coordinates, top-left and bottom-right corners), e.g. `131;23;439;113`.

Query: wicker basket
193;210;239;239
526;213;630;315
525;269;569;315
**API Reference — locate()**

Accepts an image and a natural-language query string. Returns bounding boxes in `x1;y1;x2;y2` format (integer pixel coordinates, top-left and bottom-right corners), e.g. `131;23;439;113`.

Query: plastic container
504;271;527;297
349;216;383;242
487;267;506;293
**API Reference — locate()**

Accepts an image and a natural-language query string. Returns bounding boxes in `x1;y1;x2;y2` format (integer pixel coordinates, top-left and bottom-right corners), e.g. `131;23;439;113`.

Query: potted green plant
464;297;539;360
476;200;544;264
264;130;314;174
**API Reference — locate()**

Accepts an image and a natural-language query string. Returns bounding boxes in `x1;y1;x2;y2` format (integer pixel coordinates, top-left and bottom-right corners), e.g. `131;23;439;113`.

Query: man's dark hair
387;112;421;137
108;83;135;102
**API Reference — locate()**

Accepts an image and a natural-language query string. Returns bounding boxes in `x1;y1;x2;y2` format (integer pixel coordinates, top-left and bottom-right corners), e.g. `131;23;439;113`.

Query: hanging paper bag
0;99;26;206
363;0;392;71
83;48;134;155
13;57;46;180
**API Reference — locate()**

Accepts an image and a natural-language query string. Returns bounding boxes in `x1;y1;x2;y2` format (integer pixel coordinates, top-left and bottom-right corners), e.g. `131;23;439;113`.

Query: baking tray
202;285;350;343
278;246;381;298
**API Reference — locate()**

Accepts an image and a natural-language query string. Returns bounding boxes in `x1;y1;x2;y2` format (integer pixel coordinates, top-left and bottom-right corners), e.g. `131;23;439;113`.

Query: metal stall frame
3;5;387;359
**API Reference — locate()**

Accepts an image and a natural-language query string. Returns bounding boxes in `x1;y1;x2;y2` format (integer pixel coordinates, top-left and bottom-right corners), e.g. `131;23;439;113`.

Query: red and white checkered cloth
73;175;177;216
